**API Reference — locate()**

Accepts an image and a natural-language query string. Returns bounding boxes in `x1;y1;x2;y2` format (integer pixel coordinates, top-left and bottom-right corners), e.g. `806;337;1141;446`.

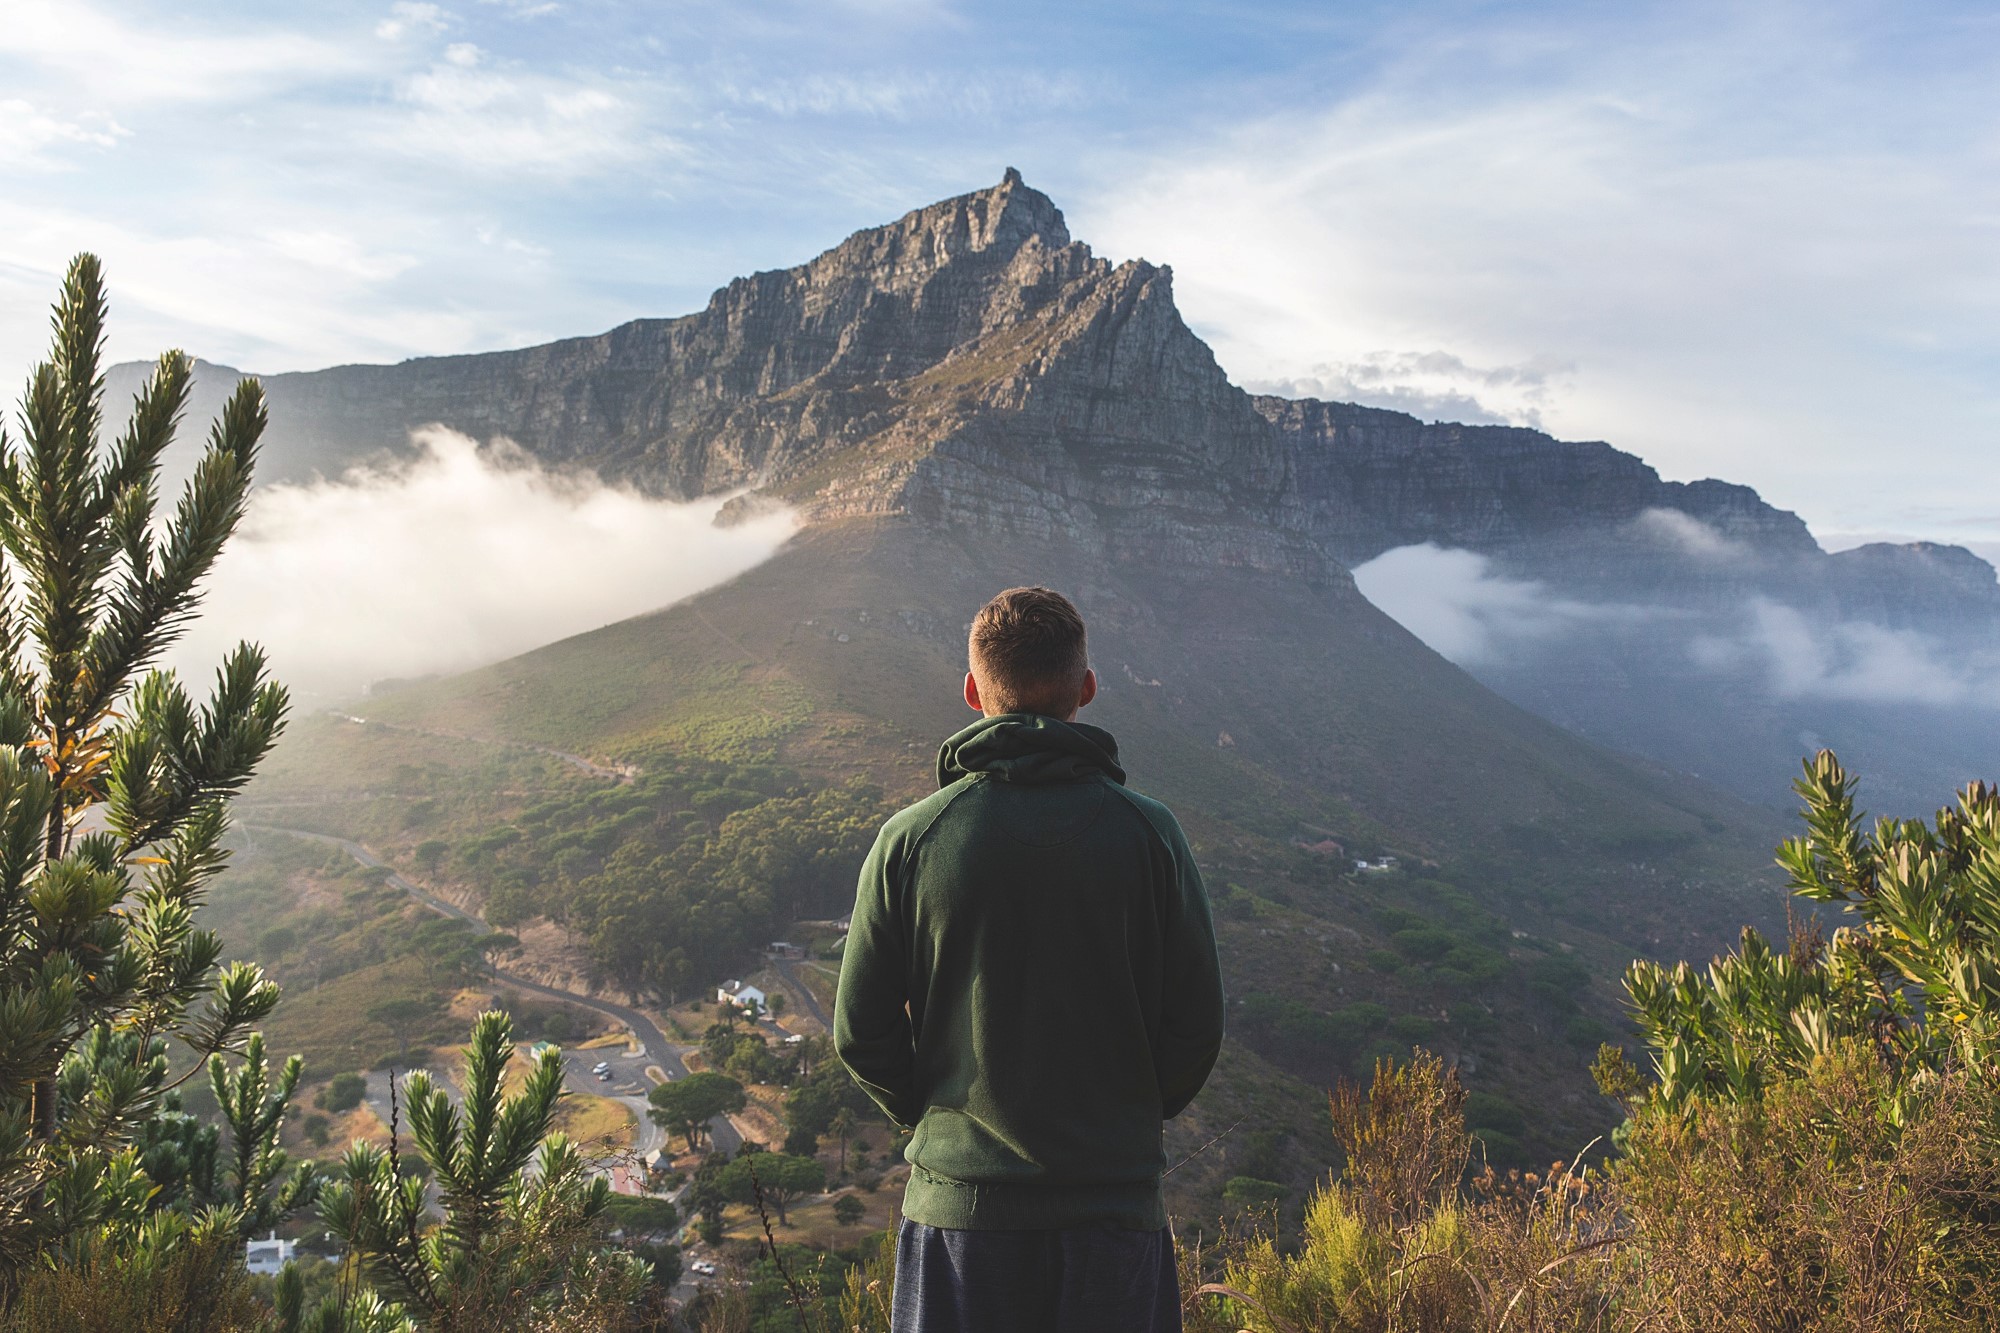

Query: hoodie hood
937;714;1126;788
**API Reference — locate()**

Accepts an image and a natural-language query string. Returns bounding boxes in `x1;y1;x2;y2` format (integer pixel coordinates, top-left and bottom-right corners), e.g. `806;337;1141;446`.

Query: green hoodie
835;713;1224;1231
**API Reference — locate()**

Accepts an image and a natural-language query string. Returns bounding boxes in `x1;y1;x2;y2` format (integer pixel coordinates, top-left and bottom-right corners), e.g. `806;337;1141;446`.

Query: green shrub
1222;1176;1287;1212
317;1072;367;1114
1389;1015;1435;1044
1391;927;1457;962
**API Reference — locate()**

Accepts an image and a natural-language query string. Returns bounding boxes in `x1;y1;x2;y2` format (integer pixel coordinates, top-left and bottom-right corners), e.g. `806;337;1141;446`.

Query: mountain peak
797;170;1072;297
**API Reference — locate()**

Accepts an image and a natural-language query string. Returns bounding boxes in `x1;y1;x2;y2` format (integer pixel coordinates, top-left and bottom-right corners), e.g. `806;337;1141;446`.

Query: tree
206;1031;319;1235
684;1152;730;1240
318;1010;649;1331
601;1194;678;1237
317;1071;367;1114
0;254;291;1282
716;1152;825;1226
724;1035;779;1085
700;1021;740;1070
1625;750;2000;1109
647;1073;745;1153
766;992;786;1018
828;1106;858;1178
367;998;431;1061
832;1193;865;1226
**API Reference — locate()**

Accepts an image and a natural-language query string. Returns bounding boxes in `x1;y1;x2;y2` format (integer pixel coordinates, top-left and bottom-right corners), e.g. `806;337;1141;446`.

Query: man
835;586;1225;1333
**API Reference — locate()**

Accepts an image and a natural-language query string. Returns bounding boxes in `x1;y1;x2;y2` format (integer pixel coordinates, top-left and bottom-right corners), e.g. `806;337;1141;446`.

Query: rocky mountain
1255;396;2000;808
114;169;2000;813
207;172;1834;1199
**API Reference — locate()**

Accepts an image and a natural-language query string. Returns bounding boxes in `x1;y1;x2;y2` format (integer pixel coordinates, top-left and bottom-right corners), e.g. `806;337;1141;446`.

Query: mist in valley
166;426;795;701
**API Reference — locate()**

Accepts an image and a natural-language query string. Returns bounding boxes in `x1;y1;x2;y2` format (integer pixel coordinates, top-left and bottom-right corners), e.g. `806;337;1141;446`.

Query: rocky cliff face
116;170;2000;809
203;169;1993;609
225;170;1330;579
1257;396;1820;565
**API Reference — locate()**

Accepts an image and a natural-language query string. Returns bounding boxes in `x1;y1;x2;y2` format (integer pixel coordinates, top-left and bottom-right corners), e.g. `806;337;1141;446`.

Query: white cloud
1691;598;2000;707
0;0;363;108
0;100;127;168
1351;543;1613;663
1358;543;2000;710
1632;508;1749;560
169;428;795;699
383;48;664;177
376;3;452;41
1079;3;2000;541
1246;350;1571;426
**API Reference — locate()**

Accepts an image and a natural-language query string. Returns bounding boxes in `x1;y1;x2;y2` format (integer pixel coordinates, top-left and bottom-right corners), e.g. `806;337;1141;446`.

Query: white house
717;980;768;1012
245;1233;296;1276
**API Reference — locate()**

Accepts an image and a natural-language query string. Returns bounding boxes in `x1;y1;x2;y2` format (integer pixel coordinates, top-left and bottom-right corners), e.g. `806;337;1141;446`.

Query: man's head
965;586;1098;720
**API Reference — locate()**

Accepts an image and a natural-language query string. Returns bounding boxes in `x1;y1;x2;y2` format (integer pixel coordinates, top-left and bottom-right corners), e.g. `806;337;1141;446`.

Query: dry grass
554;1093;636;1153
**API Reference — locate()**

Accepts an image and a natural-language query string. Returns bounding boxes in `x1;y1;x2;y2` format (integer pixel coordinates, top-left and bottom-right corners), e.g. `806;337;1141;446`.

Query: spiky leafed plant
0;254;290;1277
1623;748;2000;1109
318;1011;650;1331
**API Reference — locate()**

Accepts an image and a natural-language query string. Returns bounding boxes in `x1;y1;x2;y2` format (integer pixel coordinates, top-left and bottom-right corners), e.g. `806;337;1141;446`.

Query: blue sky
4;0;1999;552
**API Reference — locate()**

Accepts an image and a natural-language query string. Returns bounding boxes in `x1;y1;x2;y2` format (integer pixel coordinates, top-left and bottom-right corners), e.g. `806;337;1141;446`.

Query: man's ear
964;672;983;713
1076;668;1098;711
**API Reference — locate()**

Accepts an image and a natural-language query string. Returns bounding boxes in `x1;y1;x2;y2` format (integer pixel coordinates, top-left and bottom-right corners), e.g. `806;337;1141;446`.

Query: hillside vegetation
247;518;1788;1209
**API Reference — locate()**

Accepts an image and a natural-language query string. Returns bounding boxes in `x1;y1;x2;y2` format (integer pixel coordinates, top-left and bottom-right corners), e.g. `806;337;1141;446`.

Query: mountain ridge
111;170;2000;809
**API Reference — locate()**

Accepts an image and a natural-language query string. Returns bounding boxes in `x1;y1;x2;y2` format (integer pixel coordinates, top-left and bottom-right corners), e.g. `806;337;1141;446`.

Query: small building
768;941;805;959
245;1233;295;1276
717;980;767;1012
1354;856;1399;873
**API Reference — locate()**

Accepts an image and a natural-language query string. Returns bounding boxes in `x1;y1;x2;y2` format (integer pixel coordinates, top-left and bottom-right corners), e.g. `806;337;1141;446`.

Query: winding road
247;825;738;1158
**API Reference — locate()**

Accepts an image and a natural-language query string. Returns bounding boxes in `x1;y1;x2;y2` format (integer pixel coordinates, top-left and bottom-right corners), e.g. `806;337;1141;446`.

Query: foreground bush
1193;1052;1619;1333
1617;1042;2000;1330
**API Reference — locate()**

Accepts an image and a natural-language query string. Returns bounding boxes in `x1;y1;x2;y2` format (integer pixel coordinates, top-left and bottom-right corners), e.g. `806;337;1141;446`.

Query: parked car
690;1260;717;1277
592;1061;611;1074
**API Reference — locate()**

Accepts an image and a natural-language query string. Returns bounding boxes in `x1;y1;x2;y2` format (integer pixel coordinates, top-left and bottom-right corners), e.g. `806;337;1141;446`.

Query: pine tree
317;1011;649;1331
0;254;291;1279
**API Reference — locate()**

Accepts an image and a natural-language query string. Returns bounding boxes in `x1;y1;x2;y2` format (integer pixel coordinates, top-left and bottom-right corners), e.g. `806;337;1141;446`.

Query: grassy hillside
242;515;1789;1218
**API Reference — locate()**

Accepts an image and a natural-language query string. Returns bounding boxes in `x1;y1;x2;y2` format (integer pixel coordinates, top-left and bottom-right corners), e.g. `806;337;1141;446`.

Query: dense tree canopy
459;753;884;997
716;1151;826;1226
647;1072;746;1152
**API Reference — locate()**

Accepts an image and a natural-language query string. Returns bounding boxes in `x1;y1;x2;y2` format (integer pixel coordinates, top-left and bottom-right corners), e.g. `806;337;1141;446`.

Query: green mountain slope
248;515;1785;1212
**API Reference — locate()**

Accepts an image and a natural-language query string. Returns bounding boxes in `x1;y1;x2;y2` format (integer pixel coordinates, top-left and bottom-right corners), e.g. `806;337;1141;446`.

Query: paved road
249;825;737;1159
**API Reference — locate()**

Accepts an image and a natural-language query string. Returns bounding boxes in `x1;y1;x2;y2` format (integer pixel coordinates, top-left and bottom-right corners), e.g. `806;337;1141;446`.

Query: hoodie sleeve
1154;812;1225;1119
835;822;922;1128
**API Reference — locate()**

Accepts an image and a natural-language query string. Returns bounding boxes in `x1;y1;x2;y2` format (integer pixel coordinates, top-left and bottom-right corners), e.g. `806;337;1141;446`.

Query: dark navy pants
890;1219;1182;1333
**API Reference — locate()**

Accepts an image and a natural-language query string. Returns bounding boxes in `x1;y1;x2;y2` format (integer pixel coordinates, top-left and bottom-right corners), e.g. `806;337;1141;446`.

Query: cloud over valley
168;428;795;699
1353;541;2000;712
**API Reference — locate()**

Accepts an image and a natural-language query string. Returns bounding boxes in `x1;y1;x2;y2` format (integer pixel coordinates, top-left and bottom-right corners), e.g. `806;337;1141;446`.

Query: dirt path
328;712;638;784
